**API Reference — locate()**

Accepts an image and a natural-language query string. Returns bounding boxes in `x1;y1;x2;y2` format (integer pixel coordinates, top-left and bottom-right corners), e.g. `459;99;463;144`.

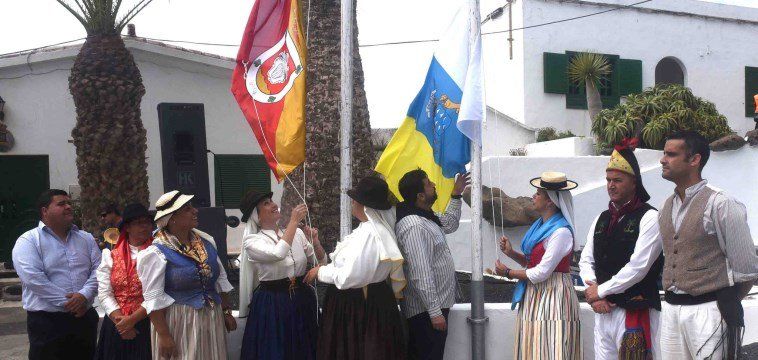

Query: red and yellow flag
231;0;306;181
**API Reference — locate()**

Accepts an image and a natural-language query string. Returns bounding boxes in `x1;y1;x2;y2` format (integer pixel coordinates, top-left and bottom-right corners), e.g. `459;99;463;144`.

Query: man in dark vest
658;131;757;359
580;138;664;359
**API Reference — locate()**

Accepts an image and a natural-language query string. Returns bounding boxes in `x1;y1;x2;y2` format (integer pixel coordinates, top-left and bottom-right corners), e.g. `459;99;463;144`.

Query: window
746;66;758;117
655;57;685;86
214;154;271;209
543;52;642;110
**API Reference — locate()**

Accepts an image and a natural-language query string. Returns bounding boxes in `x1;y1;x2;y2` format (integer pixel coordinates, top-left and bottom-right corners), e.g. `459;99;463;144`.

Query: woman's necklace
261;229;298;296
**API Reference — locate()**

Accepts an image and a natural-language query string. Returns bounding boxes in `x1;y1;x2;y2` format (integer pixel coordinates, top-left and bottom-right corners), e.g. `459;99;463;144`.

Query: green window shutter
214;155;271;209
544;52;568;94
618;59;643;97
745;66;758;117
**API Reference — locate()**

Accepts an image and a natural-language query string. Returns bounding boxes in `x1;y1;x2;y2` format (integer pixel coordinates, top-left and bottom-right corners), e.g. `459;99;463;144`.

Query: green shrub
537;127;576;142
592;84;732;150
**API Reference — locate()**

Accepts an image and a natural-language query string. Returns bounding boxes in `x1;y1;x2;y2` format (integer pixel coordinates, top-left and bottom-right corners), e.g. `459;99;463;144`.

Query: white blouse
244;228;316;281
524;227;574;284
317;222;393;289
136;239;234;314
96;245;141;316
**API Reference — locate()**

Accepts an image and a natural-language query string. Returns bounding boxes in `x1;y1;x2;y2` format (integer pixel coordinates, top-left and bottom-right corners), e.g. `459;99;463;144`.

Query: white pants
593;307;661;359
660;301;725;360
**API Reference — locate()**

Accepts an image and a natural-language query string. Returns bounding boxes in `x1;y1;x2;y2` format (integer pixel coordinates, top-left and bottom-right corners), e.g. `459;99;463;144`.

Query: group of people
10;130;757;360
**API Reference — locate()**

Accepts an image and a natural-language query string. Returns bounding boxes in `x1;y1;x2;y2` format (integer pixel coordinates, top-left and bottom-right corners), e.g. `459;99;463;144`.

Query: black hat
118;203;152;230
347;176;392;210
240;190;273;223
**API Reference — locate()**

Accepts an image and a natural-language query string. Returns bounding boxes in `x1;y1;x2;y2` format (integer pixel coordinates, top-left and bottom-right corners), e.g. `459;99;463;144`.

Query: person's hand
499;236;513;257
120;328;138;340
115;314;135;335
304;266;321;284
494;259;510;278
452;172;471;196
109;310;124;324
158;333;177;359
289;204;308;225
224;313;237;332
584;282;601;303
304;226;320;247
590;299;616;314
431;315;447;331
64;293;87;314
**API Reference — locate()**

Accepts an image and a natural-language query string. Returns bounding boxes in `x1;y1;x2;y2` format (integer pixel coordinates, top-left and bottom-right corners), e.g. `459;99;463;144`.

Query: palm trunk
280;0;373;252
69;35;150;233
586;80;603;123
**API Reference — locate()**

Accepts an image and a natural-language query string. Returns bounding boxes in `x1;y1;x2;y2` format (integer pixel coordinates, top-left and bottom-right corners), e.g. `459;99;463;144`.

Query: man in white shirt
580;139;664;359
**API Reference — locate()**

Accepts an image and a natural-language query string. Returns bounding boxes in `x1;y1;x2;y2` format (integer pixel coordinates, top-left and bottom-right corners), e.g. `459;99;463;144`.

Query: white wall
482;107;536;156
520;0;758;137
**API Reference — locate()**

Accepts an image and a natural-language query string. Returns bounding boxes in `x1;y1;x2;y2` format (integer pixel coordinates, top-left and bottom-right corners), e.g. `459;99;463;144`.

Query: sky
0;0;756;128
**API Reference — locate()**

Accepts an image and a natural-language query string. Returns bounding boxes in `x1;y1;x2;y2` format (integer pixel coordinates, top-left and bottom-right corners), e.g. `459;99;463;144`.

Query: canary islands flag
375;4;484;212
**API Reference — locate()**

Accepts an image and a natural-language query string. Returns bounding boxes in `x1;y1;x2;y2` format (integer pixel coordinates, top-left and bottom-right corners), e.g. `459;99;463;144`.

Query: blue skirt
240;277;318;360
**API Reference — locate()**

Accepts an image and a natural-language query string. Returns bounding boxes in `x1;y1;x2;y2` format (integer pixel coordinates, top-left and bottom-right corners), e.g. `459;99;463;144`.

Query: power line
0;38;86;58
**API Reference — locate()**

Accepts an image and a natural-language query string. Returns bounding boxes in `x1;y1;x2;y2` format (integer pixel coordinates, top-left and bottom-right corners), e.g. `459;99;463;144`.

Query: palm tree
56;1;154;232
567;52;611;124
279;0;374;253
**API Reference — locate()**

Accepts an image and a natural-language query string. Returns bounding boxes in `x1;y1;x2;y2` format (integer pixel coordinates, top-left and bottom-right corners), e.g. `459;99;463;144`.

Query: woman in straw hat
237;191;326;360
95;203;154;360
302;176;407;360
494;171;582;360
136;190;236;359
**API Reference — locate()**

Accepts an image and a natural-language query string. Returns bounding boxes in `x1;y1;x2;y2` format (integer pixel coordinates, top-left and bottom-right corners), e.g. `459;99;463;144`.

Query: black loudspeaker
196;207;229;272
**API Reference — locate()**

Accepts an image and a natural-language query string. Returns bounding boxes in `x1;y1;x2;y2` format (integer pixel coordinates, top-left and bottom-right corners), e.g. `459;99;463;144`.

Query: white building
0;37;283;260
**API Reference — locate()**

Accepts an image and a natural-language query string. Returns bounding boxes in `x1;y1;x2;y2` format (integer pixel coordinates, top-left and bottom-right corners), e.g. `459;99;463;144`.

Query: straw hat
529;171;578;191
154;190;195;221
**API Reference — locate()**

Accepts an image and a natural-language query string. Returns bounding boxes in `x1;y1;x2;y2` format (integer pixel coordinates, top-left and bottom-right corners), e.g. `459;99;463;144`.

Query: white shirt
96;245;142;316
318;222;393;289
525;227;574;284
136;238;234;314
244;228;316;281
579;209;663;299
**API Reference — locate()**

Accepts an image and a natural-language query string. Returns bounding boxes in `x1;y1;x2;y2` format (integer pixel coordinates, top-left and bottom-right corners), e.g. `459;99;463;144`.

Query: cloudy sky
1;0;756;128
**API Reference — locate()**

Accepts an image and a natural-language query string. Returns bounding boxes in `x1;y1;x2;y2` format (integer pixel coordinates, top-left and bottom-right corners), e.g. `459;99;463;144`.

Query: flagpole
339;0;354;240
468;1;486;359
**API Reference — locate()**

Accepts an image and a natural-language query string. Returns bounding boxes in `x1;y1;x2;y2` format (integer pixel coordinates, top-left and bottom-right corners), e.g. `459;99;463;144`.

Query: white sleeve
96;249;120;316
245;234;292;263
317;234;380;289
215;256;234;293
597;210;664;298
136;246;174;314
579;215;600;285
525;227;573;284
297;229;317;267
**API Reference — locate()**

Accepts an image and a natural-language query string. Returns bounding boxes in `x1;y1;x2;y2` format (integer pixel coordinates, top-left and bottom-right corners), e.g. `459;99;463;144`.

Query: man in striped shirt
395;169;469;360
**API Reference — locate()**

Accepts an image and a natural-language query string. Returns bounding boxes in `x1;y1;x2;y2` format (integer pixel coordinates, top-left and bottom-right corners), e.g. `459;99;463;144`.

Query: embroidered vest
594;204;663;310
154;239;222;309
110;248;144;316
527;240;572;273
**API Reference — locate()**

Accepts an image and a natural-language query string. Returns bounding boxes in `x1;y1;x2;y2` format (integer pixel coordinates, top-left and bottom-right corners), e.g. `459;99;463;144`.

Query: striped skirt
514;272;582;360
149;304;227;360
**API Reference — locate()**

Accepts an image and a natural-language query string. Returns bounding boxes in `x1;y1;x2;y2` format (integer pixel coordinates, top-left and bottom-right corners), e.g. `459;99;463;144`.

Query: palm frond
567;52;611;86
56;0;157;35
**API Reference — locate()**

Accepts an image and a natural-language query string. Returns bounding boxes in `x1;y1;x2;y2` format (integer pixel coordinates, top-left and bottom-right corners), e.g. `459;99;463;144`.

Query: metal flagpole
467;1;486;359
339;0;354;240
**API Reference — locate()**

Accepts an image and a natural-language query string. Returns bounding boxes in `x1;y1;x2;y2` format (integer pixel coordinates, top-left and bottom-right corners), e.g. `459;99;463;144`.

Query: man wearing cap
658;131;757;359
579;138;664;359
12;189;101;359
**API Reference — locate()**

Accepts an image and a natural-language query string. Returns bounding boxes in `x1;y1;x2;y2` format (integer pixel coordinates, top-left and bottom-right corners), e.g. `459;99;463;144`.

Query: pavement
0;302;28;360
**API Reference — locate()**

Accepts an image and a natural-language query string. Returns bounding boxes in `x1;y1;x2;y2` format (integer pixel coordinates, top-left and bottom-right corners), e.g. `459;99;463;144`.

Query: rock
709;133;746;152
463;186;539;227
746;129;758;147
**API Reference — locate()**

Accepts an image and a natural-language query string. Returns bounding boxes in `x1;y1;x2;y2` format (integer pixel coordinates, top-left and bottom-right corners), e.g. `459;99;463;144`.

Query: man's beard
428;191;438;206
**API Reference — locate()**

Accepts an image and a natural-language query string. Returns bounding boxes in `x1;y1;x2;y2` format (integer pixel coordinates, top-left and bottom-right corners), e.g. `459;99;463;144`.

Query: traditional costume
95;204;153;360
316;176;407;360
238;190;319;360
512;172;582;360
137;191;234;360
579;139;664;359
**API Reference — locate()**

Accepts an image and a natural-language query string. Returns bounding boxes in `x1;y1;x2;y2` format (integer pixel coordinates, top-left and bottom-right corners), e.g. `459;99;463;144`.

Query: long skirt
514;272;582;360
150;304;227;360
95;315;151;360
240;277;318;360
317;281;407;360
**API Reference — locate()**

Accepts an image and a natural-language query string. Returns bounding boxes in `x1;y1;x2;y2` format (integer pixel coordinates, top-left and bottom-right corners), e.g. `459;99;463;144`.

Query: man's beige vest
659;186;730;296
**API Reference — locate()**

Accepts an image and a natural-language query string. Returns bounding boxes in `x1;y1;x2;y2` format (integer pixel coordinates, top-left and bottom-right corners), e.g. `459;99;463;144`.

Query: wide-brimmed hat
240;190;273;223
154;190;194;221
530;171;578;191
118;203;153;230
347;176;392;210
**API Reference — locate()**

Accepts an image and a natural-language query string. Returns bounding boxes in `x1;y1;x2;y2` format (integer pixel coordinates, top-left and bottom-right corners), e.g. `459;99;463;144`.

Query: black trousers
407;308;450;360
26;308;98;360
